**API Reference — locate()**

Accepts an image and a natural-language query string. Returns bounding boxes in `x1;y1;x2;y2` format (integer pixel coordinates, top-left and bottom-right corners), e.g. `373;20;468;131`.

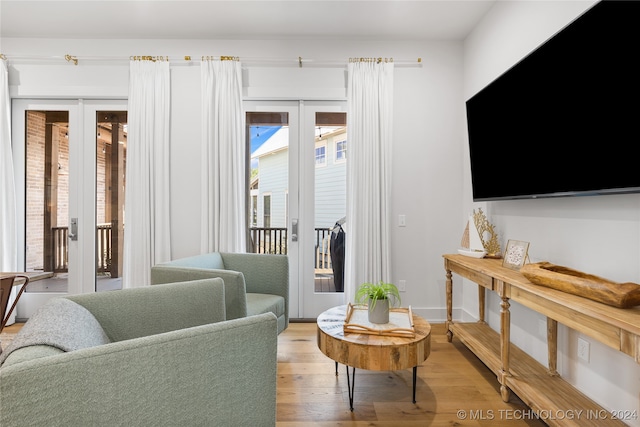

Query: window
263;194;271;228
335;139;347;163
315;144;327;166
251;194;258;226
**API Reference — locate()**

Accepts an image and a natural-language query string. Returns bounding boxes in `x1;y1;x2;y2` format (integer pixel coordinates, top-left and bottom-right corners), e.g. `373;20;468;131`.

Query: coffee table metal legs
337;364;418;411
346;365;356;411
412;366;417;403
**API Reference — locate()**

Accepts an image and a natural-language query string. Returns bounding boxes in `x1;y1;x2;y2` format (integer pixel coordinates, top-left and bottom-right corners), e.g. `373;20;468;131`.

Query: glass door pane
15;100;127;318
244;102;345;318
95;111;127;291
245;102;300;318
314;112;347;293
246;112;289;255
301;103;346;317
25;110;70;292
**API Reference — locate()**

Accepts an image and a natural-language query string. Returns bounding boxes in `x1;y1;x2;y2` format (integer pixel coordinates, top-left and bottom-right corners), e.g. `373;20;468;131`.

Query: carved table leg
547;318;558;376
478;285;486;324
446;268;453;342
499;293;511;402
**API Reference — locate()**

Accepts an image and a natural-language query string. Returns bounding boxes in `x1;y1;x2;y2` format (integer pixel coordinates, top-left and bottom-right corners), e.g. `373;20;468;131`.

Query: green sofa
0;279;278;427
150;252;289;333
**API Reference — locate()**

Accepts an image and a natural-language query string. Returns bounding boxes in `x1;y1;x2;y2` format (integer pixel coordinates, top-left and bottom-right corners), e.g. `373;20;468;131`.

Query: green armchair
150;252;289;333
0;279;278;427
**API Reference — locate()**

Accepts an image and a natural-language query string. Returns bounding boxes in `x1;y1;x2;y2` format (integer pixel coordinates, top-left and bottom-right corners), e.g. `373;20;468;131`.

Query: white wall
463;1;640;424
5;37;464;320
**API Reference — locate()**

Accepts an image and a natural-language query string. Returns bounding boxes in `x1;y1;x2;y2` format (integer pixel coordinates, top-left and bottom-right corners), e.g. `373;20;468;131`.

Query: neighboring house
313;127;347;229
251;127;289;229
251;126;347;231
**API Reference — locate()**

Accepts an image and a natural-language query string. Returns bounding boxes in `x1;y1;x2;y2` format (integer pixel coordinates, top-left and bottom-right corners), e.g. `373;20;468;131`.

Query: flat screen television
465;0;640;201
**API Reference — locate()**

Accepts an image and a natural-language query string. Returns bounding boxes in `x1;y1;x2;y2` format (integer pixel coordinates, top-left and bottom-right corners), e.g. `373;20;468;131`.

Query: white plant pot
368;298;390;324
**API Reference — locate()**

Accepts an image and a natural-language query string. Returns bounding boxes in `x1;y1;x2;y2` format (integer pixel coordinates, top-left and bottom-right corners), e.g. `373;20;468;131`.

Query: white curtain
0;59;17;272
200;59;246;253
122;59;171;288
344;60;394;304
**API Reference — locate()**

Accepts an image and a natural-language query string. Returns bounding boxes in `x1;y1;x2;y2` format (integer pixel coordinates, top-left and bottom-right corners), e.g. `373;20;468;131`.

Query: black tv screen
466;0;640;201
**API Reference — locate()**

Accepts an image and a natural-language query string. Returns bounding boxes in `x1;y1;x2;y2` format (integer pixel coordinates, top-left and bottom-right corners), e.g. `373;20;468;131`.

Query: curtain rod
0;53;423;68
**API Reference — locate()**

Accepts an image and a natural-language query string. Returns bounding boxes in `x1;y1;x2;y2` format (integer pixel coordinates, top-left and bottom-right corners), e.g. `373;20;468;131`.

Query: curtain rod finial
65;54;78;65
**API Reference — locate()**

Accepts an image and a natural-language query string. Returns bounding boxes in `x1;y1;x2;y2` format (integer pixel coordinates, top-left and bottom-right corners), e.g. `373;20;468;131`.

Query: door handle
291;219;298;242
69;218;78;241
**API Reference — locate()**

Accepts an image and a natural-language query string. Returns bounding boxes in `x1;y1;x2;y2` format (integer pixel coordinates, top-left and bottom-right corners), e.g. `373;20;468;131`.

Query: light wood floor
277;322;545;426
1;322;545;426
0;322;23;352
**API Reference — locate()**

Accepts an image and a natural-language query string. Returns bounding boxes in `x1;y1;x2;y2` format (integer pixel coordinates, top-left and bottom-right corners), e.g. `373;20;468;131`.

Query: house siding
315;133;346;229
257;150;288;228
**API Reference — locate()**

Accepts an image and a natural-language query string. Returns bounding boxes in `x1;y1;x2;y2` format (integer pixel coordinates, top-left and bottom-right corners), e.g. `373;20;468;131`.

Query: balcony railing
51;225;335;275
314;227;333;273
51;226;68;273
249;227;334;272
249;227;288;255
96;224;112;273
51;224;113;274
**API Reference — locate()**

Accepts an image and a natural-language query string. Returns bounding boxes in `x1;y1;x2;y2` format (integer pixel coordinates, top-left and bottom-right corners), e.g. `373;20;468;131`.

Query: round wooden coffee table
317;305;431;411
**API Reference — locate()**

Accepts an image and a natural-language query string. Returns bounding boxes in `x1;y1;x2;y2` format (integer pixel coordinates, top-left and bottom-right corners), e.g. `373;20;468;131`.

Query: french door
245;100;347;319
13;99;127;317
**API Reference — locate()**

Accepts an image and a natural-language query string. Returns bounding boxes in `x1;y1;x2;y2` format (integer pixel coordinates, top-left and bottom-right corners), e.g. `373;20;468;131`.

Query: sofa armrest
221;253;289;324
67;278;227;342
150;266;248;321
0;313;277;427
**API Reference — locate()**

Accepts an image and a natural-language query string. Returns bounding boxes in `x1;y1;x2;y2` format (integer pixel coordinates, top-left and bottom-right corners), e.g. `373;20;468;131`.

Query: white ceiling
0;1;495;41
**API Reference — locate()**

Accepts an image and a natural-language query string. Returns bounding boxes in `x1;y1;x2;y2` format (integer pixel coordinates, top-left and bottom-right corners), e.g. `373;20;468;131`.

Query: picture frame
502;240;530;270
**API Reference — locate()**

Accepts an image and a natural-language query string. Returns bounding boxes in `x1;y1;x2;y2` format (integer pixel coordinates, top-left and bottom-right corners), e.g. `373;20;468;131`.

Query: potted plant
355;281;401;324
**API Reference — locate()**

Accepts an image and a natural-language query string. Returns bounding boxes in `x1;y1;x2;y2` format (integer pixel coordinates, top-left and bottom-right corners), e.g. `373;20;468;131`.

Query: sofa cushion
0;298;110;366
246;293;285;319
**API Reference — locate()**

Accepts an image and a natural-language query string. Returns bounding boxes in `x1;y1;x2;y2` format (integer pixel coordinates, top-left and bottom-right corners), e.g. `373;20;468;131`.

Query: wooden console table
444;254;638;427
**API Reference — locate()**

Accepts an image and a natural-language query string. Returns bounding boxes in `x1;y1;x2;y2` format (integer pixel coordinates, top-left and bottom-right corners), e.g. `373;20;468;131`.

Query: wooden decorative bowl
520;262;640;309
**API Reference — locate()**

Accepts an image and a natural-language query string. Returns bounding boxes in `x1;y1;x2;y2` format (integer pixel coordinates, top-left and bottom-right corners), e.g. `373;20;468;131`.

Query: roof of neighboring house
250;174;259;190
251;127;289;159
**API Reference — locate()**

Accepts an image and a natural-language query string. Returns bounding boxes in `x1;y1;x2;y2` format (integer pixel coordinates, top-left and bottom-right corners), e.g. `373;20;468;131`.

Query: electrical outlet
398;280;406;292
577;337;590;362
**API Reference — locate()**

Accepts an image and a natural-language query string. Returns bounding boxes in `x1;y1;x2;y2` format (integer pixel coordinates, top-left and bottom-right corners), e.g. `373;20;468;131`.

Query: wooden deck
315;273;337;293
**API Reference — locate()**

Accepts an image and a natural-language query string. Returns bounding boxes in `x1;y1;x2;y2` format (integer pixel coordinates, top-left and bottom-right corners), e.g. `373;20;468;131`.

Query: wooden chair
1;275;30;333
